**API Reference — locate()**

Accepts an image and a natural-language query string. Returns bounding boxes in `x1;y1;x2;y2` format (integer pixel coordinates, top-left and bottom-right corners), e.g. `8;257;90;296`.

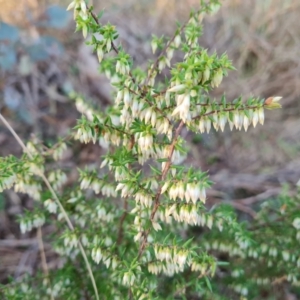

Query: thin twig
192;104;267;120
37;227;54;300
138;121;185;258
88;6;141;90
89;10;119;55
117;198;128;245
0;113;99;300
238;188;283;206
228;202;257;218
117;136;136;245
145;18;190;87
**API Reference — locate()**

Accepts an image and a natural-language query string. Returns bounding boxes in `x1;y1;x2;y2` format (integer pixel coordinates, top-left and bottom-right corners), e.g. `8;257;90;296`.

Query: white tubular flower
0;174;15;192
115;90;123;105
148;262;162;275
211;68;223;88
243;115;250;132
131;99;139;118
152;221;162;231
190;89;197;97
185;183;192;203
116;60;129;75
91;247;102;264
199;118;205;133
151;39;158;54
106;39;112;52
177;181;185;199
44;199;58;214
104;257;111;268
163;118;170;133
151;111;157;127
135;191;152;208
216;219;223;232
174;34;181;48
20;219;32;234
206;215;213;229
33;215;45;228
252;109;259;128
181;93;190;109
80;0;87;14
137;133;153;152
167;48;174;61
165;204;176;217
144;108;152;124
161;181;170;194
172;93;190;123
190;184;198;204
176;250;188;267
80;176;91;190
66;1;76;11
269;247;278;257
100;158;108;169
120;107;131;126
134;231;142;242
210;3;221;15
212;112;219;131
123;89;131;108
97;46;104;63
26;141;39;155
233;110;240;129
167;84;186;93
228;119;234;131
176;94;185;106
158;57;166;72
273;96;282;102
219;114;227;132
82;24;88;38
165;91;171;106
293;218;300;230
199;187;206;203
53;142;67;161
258;107;264;125
202;66;210;83
64;232;78;249
48;170;67;190
122;272;136;286
202;117;210;133
168;184;177;200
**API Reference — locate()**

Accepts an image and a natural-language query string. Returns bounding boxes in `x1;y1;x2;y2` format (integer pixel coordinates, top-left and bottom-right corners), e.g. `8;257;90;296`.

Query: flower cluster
44;198;58;214
14;176;42;201
148;244;216;278
0;173;16;192
162;180;207;203
91;247;117;268
79;171;117;198
158;204;215;228
20;213;45;233
52;142;67;161
197;106;265;133
48;170;67;190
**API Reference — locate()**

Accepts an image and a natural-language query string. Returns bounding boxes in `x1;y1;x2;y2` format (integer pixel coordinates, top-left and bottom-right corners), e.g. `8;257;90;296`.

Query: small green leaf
204;277;213;292
149;165;162;175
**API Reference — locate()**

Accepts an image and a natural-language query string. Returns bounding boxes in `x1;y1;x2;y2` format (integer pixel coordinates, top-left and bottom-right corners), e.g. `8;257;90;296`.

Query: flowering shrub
3;1;300;299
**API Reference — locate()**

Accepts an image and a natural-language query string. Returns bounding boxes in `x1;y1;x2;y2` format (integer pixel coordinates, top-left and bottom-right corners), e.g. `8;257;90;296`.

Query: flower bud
264;96;282;109
151;39;158;54
211;68;223;88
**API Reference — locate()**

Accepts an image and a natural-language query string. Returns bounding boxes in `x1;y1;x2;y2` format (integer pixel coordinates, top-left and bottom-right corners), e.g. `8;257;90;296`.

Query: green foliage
0;0;293;300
